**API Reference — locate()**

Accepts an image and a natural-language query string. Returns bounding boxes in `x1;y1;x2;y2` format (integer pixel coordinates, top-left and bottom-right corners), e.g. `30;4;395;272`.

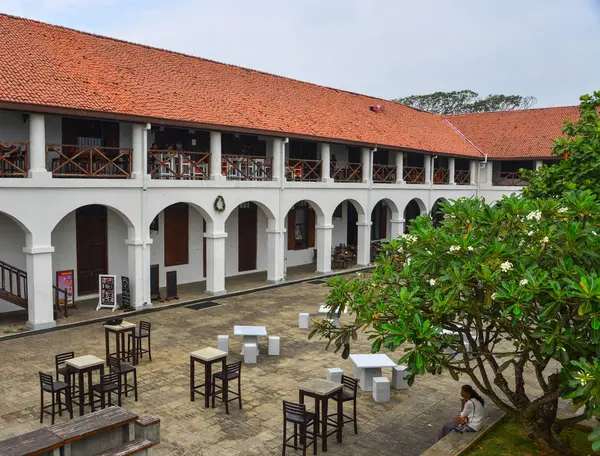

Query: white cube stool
217;335;229;353
326;368;343;383
354;365;362;380
392;365;410;389
268;336;280;355
244;342;257;364
299;313;310;329
373;377;390;403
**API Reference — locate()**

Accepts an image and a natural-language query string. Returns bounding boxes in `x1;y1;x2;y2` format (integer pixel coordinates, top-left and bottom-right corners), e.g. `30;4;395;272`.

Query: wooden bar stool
282;401;317;456
130;321;152;362
108;356;138;402
55;351;78;398
211;361;242;414
328;375;359;434
39;372;72;424
91;372;122;411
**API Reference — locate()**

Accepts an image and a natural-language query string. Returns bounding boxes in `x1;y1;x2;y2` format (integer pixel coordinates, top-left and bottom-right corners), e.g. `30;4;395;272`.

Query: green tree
310;193;600;455
522;92;600;198
394;90;537;114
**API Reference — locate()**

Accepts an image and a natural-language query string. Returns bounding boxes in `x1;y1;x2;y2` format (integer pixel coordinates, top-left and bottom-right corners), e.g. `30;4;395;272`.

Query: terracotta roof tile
0;14;482;158
445;106;580;159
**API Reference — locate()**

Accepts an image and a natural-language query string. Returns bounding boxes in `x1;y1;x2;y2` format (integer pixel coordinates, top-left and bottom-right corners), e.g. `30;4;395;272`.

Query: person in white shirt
437;385;486;440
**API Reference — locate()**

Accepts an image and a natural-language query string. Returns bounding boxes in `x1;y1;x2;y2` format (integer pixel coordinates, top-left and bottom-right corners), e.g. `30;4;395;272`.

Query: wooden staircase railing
53;285;68;318
0;260;27;308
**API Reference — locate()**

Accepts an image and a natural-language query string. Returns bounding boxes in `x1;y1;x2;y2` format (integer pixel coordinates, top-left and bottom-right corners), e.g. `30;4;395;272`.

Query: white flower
467;246;474;252
491;292;497;300
542;236;549;243
527;230;534;236
449;245;461;253
557;207;568;213
519;279;528;286
406;258;412;266
593;231;598;236
429;279;436;286
518;240;525;247
526;210;542;221
500;261;513;272
397;246;403;253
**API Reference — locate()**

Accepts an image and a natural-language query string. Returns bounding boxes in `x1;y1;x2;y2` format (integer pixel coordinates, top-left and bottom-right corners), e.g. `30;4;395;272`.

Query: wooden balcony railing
454;170;471;185
47;145;132;178
495;172;525;186
285;159;322;182
433;168;450;184
403;166;425;184
222;154;272;181
332;162;363;182
0;141;29;178
148;149;210;180
0;260;27;307
372;164;397;183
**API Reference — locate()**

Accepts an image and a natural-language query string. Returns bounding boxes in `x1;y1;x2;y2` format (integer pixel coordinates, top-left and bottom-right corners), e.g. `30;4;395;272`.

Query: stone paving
0;279;494;456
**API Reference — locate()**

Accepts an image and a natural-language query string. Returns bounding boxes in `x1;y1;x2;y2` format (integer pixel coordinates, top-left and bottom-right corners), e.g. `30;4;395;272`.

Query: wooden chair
108;356;138;402
39;372;72;424
129;321;152;362
282;401;317;456
55;351;78;398
91;372;122;411
211;361;242;414
328;374;358;434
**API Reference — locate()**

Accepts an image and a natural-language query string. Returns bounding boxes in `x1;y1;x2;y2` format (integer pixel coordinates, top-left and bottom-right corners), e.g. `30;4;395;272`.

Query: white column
210;131;224;181
204;231;227;295
24;245;55;330
126;238;152;308
535;160;543;170
28;113;51;180
315;225;333;274
356;220;372;266
469;160;478;185
320;143;332;182
131;124;144;179
271;137;283;182
449;157;456;185
395;151;404;184
266;228;285;283
424;155;432;184
361;147;371;183
486;161;494;184
390;218;405;239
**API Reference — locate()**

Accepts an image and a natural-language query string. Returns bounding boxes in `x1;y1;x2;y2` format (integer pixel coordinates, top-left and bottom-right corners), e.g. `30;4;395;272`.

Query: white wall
0;213;27;311
332;201;349;247
149;208;204;287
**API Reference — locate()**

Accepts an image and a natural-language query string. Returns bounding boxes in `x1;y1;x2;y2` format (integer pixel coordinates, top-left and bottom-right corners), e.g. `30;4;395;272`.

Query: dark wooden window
164;203;189;266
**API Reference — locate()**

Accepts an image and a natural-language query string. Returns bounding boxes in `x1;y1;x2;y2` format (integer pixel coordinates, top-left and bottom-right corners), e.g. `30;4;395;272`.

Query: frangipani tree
310;192;600;454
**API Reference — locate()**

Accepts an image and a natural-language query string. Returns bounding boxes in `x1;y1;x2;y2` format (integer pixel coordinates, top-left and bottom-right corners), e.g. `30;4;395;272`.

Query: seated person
437;385;485;440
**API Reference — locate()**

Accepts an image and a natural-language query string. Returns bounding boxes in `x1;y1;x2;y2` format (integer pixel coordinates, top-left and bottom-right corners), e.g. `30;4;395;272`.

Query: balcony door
238;203;257;272
76;205;108;295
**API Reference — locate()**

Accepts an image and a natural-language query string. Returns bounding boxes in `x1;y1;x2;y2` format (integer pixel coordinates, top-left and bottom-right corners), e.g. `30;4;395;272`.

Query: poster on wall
96;274;117;311
55;270;75;307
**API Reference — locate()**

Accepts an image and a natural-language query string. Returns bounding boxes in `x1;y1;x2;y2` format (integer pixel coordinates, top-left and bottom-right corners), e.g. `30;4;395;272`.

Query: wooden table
190;347;227;408
299;378;343;452
0;427;63;456
66;355;105;416
104;321;138;366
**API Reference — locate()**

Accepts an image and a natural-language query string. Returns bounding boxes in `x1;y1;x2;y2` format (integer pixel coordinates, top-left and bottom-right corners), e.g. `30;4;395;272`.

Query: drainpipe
428;155;437;212
280;138;289;279
141;123;151;306
476;154;488;198
368;147;376;262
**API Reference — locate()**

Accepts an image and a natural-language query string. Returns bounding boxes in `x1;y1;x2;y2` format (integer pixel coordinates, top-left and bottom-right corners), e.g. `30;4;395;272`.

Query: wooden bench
92;438;153;456
0;428;63;456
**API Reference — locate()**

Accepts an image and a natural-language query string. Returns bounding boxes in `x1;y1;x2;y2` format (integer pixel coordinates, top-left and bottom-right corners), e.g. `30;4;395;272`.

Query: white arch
222;199;276;221
0;209;32;234
147;201;214;227
283;198;325;218
404;197;427;216
331;198;366;217
371;197;400;218
49;202;135;233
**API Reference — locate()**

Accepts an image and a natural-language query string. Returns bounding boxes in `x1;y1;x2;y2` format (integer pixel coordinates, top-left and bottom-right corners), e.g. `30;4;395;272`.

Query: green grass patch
462;416;599;456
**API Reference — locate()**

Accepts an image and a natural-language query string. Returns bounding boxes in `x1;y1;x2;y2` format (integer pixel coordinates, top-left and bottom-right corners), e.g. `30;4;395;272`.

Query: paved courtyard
0;279;498;455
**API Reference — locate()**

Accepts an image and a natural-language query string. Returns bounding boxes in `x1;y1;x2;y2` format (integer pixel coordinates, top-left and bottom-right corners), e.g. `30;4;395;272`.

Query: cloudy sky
1;0;599;108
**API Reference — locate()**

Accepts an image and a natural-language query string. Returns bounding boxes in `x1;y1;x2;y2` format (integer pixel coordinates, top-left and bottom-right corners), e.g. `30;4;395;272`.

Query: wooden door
346;202;358;246
238;203;257;272
379;204;387;239
76;205;108;295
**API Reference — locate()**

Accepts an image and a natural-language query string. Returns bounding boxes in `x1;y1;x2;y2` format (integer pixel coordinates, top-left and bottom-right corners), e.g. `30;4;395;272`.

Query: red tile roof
445;106;580;159
0;14;485;158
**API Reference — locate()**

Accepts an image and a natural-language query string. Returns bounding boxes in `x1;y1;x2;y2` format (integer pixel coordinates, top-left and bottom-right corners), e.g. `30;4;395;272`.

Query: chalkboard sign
121;276;131;309
150;264;160;301
96;274;117;311
166;270;178;300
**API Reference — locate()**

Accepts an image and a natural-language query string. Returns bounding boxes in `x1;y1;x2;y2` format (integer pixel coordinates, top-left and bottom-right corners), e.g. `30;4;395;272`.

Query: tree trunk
522;403;575;456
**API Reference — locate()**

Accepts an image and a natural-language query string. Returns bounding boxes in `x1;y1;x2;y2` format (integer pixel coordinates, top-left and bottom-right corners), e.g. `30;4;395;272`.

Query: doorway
238;202;257;272
76;205;108;295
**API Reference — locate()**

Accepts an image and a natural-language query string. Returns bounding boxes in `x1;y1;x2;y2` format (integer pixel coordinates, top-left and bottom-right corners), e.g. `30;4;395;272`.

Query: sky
0;0;599;108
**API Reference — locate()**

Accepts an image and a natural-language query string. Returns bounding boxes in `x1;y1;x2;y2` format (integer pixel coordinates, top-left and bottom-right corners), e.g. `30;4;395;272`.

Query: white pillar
320;143;332;182
271;137;283;182
395;151;404;184
486;161;494;184
424;155;432;184
28;113;51;180
126;238;152;308
390;218;405;239
469;160;478;185
210;131;224;181
449;157;456;185
204;231;227;295
316;225;333;274
266;228;285;283
131;124;144;179
24;245;55;330
535;160;543;170
361;147;371;183
356;220;372;266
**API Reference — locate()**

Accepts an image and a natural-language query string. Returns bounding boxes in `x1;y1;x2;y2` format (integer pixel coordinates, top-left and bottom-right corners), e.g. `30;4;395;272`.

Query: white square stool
268;336;280;355
373;377;390;403
244;342;257;364
326;368;343;383
392;365;410;389
299;313;310;329
217;335;229;353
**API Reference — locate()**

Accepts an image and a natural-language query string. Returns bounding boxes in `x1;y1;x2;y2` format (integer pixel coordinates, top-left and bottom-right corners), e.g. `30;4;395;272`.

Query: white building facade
0;109;538;330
